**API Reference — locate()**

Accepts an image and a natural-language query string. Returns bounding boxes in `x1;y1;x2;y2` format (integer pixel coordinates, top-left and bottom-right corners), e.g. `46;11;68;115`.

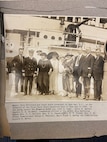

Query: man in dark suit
92;48;104;100
23;49;37;95
73;48;84;97
81;47;95;100
12;48;24;94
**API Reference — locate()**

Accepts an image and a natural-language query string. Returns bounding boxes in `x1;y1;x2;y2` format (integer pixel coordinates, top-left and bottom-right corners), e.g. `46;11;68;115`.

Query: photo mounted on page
4;14;106;102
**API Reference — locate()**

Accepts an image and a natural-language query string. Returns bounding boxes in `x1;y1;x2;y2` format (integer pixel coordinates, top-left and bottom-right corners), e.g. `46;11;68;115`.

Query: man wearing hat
73;48;85;98
92;48;104;100
23;49;37;95
80;47;95;100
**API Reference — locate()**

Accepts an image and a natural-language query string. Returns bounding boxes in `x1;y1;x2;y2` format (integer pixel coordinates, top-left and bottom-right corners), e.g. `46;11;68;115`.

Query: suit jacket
23;57;37;76
81;54;95;77
73;55;85;77
12;55;24;74
92;56;104;80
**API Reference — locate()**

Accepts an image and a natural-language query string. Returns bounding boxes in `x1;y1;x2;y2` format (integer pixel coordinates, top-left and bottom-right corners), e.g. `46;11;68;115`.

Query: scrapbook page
1;0;107;140
3;14;107;138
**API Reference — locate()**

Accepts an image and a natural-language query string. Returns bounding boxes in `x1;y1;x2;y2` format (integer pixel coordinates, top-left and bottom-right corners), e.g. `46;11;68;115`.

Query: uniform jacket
92;56;104;80
23;57;37;76
12;55;24;74
81;54;95;77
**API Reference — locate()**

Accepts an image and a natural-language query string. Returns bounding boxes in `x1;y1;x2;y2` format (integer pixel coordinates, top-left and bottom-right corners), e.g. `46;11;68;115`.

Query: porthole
58;37;62;40
51;36;55;40
44;35;48;39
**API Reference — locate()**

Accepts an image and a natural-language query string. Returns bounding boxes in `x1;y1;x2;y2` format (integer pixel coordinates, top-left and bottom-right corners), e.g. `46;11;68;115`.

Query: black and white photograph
5;14;107;101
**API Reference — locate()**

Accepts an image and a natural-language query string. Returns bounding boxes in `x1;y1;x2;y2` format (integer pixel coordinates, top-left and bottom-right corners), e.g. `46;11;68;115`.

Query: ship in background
4;15;107;58
4;14;107;100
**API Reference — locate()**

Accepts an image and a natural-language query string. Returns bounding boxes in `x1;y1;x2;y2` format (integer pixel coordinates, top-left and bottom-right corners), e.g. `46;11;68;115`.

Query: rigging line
0;6;82;12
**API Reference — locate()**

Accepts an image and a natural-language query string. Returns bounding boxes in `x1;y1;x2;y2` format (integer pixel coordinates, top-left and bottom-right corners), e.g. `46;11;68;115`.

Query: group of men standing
73;47;104;100
11;48;37;95
9;46;104;101
11;48;53;96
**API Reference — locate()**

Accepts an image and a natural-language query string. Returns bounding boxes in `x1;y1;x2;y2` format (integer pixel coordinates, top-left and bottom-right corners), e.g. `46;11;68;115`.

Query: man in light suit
73;48;85;97
92;48;104;100
12;48;24;94
81;47;95;100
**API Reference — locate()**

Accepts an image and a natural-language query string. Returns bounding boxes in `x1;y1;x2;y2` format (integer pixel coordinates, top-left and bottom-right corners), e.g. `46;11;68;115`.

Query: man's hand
22;73;25;77
88;73;91;78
